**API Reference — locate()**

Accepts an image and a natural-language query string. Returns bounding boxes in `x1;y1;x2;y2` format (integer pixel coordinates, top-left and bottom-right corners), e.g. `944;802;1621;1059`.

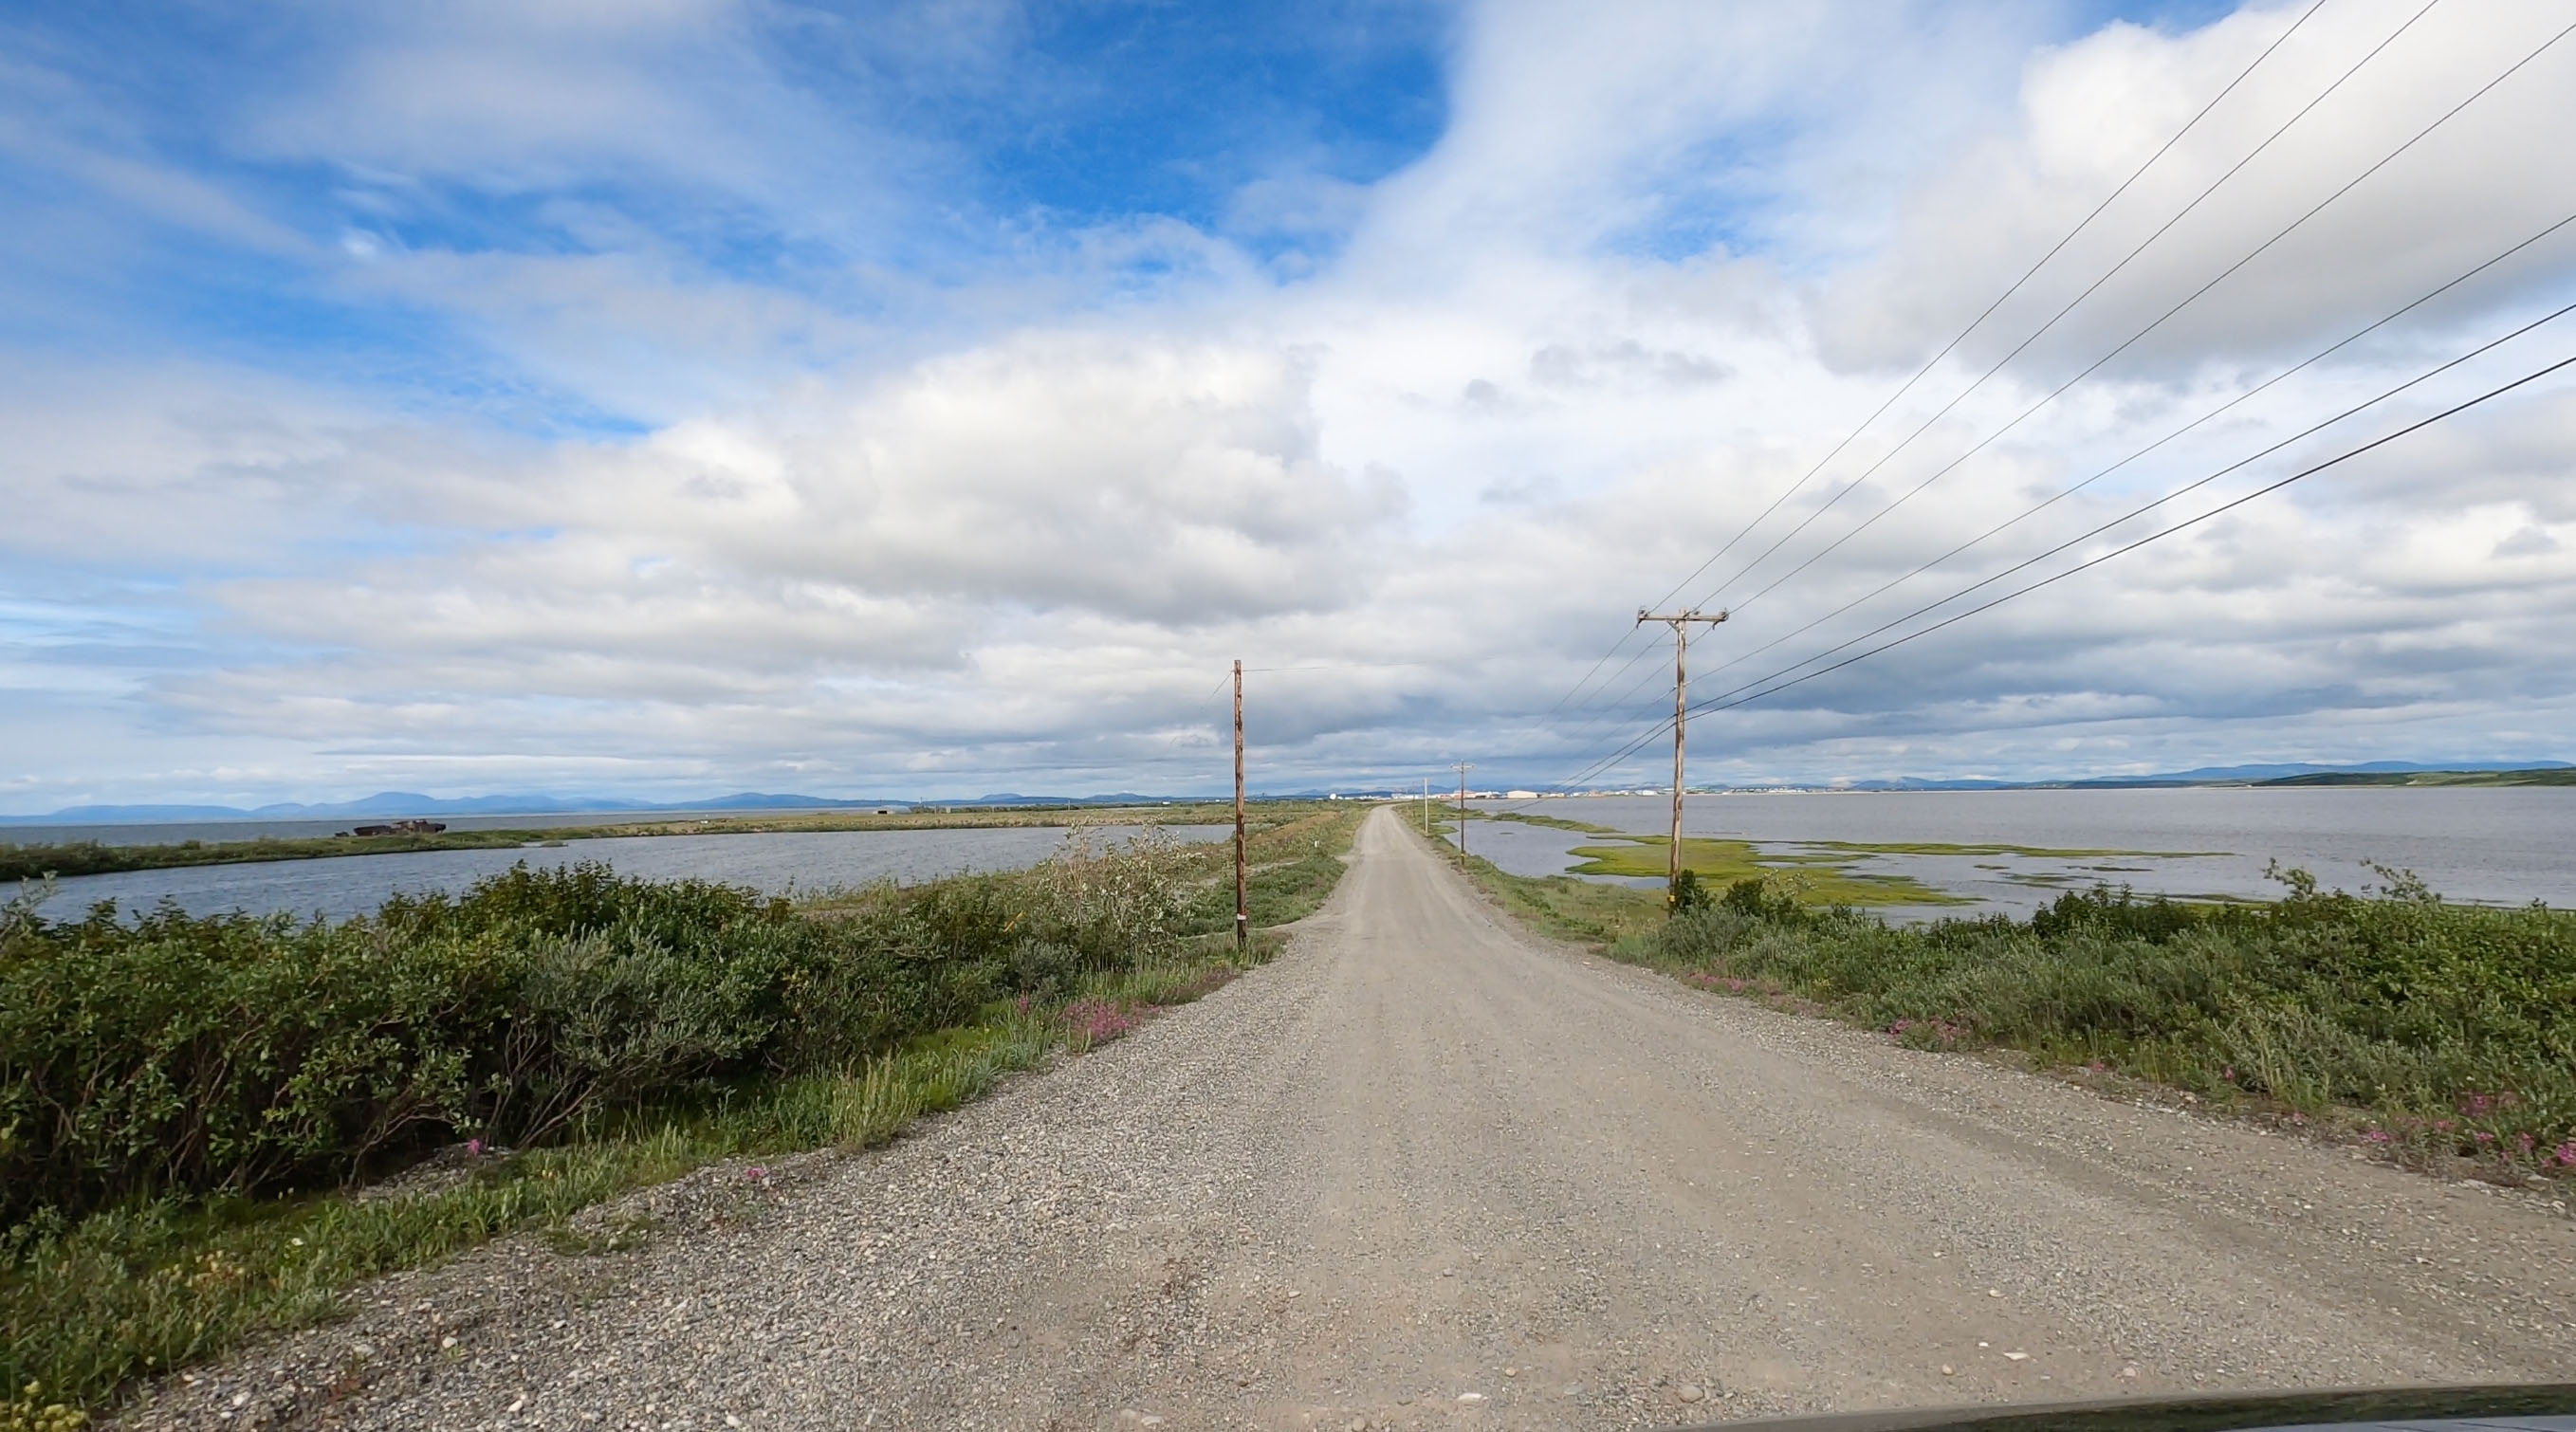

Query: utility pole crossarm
1634;608;1728;900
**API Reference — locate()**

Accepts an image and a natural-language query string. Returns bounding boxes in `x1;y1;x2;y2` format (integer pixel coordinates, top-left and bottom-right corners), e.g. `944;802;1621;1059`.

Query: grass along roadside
1407;810;1669;948
0;801;1277;884
1426;818;2576;1200
1;807;1363;1421
0;945;1267;1423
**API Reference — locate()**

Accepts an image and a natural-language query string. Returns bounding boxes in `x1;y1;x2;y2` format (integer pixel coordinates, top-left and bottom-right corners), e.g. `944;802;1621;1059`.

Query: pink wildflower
1061;998;1140;1044
465;1138;484;1157
2363;1129;2393;1145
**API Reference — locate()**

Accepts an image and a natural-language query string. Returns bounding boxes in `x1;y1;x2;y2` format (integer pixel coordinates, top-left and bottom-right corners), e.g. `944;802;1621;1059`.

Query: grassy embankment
0;802;1248;884
0;805;1360;1423
2255;766;2576;787
1416;803;2576;1196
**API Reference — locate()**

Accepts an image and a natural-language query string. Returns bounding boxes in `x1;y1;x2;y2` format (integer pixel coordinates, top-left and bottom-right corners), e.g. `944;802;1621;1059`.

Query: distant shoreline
0;802;1257;884
1473;766;2576;798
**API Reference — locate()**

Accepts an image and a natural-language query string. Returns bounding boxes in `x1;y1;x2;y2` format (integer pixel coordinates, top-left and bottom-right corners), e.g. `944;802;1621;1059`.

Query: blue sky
5;0;2575;809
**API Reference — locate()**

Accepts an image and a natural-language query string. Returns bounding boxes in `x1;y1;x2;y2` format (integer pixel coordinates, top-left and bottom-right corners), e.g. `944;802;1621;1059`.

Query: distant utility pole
1636;607;1728;900
1234;658;1248;949
1421;776;1431;836
1452;762;1474;868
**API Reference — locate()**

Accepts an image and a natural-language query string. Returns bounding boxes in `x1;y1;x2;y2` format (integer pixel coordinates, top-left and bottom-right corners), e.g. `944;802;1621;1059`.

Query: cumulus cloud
5;0;2576;809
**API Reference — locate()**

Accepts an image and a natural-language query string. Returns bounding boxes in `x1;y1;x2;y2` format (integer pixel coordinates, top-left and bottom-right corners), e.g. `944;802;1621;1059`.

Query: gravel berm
119;806;2576;1430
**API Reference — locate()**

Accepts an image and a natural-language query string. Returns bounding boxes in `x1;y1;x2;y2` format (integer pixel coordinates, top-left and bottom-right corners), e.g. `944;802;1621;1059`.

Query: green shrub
0;838;1194;1229
1634;875;2576;1173
0;807;1364;1419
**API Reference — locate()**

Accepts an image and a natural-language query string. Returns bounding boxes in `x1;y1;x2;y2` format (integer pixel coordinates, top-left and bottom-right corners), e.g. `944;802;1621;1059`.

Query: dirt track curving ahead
127;805;2576;1430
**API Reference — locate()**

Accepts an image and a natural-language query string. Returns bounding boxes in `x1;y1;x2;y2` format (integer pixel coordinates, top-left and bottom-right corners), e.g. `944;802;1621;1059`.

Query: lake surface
22;825;1235;924
1463;788;2576;917
0;806;944;848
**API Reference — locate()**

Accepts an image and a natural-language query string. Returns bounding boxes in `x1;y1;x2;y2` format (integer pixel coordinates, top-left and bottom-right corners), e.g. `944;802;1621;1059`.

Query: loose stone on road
124;806;2576;1430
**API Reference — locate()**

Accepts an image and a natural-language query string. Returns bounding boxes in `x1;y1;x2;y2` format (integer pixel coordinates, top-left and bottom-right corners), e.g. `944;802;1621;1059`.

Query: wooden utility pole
1233;658;1247;949
1452;762;1473;868
1421;776;1431;836
1635;608;1728;899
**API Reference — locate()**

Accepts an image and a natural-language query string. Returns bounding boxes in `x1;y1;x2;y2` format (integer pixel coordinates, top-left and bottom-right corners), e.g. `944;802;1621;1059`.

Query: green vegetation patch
0;806;1364;1418
1616;872;2576;1186
2257;766;2576;787
1563;835;1969;907
1446;835;2576;1194
1791;839;2230;859
1455;808;1625;835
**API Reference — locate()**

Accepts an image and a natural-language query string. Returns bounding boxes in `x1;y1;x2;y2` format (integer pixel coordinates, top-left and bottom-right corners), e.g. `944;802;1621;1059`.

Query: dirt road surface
129;806;2576;1431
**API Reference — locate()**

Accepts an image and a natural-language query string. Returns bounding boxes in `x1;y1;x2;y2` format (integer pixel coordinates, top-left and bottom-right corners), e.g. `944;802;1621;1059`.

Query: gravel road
125;806;2576;1431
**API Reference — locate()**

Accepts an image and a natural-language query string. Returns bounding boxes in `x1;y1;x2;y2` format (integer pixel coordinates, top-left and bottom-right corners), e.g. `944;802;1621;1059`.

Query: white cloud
8;0;2576;808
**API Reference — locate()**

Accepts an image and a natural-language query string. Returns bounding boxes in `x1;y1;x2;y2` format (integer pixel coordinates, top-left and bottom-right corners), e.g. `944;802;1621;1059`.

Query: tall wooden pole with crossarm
1233;658;1247;949
1635;608;1728;901
1452;762;1473;868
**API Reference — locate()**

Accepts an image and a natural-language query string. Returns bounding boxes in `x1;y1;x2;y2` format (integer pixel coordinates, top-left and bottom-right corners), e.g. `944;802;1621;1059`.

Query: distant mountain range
6;760;2567;825
1753;760;2574;792
0;790;1192;826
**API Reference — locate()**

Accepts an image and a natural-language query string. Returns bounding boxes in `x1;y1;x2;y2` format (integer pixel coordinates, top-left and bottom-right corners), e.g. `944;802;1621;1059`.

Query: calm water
22;825;1233;924
0;806;929;847
1463;788;2576;917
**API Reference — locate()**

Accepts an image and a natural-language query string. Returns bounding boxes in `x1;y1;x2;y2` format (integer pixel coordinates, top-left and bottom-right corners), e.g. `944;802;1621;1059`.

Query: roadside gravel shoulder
109;895;1354;1432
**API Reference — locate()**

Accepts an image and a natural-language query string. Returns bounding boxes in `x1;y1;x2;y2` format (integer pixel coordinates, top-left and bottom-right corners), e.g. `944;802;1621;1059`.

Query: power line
1702;0;2566;623
1688;0;2459;618
1696;207;2576;692
1535;0;2338;724
1689;348;2576;723
1540;9;2573;771
1536;0;2431;747
1555;340;2576;792
1693;293;2576;720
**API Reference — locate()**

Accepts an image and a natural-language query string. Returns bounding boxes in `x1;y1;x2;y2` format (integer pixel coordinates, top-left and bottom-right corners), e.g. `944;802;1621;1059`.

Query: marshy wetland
7;810;1241;922
1458;787;2576;916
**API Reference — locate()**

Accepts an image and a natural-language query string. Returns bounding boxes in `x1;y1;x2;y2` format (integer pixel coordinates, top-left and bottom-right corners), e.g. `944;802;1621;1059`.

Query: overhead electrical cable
1694;210;2576;689
1543;6;2567;758
1685;0;2456;616
1704;3;2568;622
1546;333;2576;794
1685;349;2576;722
1693;297;2576;713
1533;0;2338;724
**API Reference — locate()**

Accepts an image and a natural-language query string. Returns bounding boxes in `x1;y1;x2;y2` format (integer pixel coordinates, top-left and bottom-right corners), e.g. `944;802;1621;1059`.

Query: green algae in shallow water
1562;835;1969;907
1791;839;2231;859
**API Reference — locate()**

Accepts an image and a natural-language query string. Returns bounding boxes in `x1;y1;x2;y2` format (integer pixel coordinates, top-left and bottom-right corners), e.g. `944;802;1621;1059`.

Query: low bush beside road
1641;873;2576;1182
1433;825;2576;1189
0;804;1361;1420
